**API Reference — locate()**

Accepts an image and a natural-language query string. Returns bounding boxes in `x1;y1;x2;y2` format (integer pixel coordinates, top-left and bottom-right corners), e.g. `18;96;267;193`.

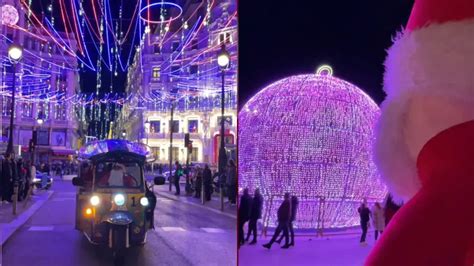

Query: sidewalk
0;189;53;246
153;182;237;219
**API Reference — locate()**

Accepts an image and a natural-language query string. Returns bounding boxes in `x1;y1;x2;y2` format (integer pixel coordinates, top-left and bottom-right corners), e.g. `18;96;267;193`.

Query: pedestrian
226;160;237;205
246;188;263;244
371;202;385;240
277;195;298;247
194;167;203;198
203;164;213;201
384;194;402;226
238;188;252;247
1;153;16;203
174;161;182;195
358;200;371;245
263;192;291;249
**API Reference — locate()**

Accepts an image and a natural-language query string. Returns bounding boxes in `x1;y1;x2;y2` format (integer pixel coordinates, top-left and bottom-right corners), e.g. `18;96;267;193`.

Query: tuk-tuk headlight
90;195;100;206
114;194;125;206
140;197;149;206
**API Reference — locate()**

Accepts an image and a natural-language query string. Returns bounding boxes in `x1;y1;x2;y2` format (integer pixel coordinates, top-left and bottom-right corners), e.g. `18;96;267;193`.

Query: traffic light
184;133;190;147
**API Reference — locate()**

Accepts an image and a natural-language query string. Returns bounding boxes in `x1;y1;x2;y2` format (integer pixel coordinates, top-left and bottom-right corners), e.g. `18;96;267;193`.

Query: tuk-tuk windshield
95;162;142;188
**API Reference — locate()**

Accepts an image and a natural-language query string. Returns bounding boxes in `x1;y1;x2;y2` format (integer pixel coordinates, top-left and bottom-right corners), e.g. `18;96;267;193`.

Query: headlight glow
90;195;100;206
114;194;125;206
140;197;149;206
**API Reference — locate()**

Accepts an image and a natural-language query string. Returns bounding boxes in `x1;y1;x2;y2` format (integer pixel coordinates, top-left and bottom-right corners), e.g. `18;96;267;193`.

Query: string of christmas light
238;69;387;229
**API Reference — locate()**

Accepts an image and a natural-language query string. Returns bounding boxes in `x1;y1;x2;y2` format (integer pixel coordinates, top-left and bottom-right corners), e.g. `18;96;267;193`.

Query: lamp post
168;100;175;192
217;44;230;211
144;119;150;145
6;44;23;156
121;129;127;139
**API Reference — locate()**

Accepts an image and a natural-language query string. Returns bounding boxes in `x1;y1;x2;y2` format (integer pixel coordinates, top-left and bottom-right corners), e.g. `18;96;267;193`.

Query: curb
0;191;53;245
155;190;237;219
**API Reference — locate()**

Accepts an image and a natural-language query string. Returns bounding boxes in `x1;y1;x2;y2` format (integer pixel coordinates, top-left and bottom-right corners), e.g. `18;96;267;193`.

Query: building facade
0;0;80;163
122;0;237;166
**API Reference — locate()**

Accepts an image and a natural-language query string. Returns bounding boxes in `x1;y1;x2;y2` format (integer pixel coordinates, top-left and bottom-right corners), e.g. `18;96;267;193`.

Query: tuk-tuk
72;139;165;261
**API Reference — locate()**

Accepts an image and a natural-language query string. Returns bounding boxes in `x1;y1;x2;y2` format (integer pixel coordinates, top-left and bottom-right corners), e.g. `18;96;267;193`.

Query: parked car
32;171;53;189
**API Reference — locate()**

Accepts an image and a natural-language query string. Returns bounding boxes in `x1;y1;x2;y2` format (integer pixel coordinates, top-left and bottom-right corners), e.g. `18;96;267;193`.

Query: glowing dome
238;68;387;229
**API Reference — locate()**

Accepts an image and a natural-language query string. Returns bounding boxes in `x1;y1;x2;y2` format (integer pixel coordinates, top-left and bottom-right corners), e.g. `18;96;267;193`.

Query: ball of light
1;5;19;26
238;71;387;229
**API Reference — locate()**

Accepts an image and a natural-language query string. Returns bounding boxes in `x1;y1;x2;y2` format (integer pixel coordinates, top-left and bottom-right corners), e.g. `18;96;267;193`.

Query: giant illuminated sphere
1;5;19;26
238;66;387;229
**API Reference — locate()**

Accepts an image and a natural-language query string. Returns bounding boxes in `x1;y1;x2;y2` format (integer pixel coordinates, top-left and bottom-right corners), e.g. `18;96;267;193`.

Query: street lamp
217;44;230;211
122;129;127;139
6;44;23;155
36;111;45;125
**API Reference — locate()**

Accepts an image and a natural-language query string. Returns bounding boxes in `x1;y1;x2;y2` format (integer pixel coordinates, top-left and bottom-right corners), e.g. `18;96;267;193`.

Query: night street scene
0;0;237;265
238;0;474;265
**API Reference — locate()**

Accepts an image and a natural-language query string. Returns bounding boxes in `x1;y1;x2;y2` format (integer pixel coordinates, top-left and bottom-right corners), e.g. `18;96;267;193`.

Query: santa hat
374;0;474;202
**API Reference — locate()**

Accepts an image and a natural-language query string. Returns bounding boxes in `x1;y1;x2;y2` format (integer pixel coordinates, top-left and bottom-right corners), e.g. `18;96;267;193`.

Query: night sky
238;0;414;109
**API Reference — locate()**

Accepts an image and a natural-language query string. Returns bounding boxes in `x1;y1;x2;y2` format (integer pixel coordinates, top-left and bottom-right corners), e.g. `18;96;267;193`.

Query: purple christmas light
238;68;387;229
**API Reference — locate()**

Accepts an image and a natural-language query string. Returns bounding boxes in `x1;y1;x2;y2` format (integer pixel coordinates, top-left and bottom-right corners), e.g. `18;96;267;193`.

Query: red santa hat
374;0;474;202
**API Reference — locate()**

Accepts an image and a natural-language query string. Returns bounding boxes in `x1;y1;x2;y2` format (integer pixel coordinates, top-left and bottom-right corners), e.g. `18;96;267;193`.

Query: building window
219;32;231;45
188;120;198;133
189;65;198;75
217;115;233;126
169;120;179;133
22;103;33;118
55;103;67;120
170;147;180;161
191;39;198;50
2;97;12;117
150;121;161;133
154;44;161;54
152;67;161;79
190;147;198;162
152;147;160;160
171;41;180;52
170;65;180;74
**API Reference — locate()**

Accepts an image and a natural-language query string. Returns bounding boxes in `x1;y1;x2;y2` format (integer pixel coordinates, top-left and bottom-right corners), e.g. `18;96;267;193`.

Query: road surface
3;180;236;266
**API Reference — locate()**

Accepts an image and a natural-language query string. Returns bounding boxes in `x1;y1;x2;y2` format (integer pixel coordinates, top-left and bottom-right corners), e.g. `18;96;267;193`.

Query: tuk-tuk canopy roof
79;139;154;162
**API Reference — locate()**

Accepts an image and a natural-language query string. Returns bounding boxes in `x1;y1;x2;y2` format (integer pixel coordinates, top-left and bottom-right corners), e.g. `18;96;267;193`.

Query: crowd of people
238;190;402;249
167;159;238;206
0;152;79;204
1;153;35;203
238;189;300;250
358;195;402;245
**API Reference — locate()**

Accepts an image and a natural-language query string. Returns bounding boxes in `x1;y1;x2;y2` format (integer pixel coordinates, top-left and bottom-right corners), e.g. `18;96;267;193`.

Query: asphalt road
2;180;236;266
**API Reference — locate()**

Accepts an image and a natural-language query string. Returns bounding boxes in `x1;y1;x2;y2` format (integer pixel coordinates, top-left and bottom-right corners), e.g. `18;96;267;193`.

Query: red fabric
407;0;474;31
366;120;474;266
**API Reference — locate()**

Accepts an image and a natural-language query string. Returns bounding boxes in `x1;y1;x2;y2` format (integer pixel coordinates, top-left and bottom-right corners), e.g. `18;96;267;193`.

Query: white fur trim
375;19;474;202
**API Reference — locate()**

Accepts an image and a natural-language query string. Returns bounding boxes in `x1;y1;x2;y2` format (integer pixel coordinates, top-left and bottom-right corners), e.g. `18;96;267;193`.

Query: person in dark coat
226;160;237;205
203;164;213;201
194;167;203;198
263;192;291;249
246;188;263;244
358;200;371;245
238;188;252;247
1;153;16;202
174;161;182;195
277;195;298;246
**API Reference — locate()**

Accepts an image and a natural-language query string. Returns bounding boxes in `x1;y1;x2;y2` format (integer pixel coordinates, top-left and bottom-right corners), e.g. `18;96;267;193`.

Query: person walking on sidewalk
371;202;385;241
358;200;371;245
277;195;298;247
203;164;213;201
1;153;16;203
226;160;237;205
263;192;291;249
246;188;263;244
174;161;183;195
238;188;252;248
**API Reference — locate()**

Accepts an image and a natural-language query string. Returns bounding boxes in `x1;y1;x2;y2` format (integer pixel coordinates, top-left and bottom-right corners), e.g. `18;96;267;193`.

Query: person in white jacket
371;202;385;241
